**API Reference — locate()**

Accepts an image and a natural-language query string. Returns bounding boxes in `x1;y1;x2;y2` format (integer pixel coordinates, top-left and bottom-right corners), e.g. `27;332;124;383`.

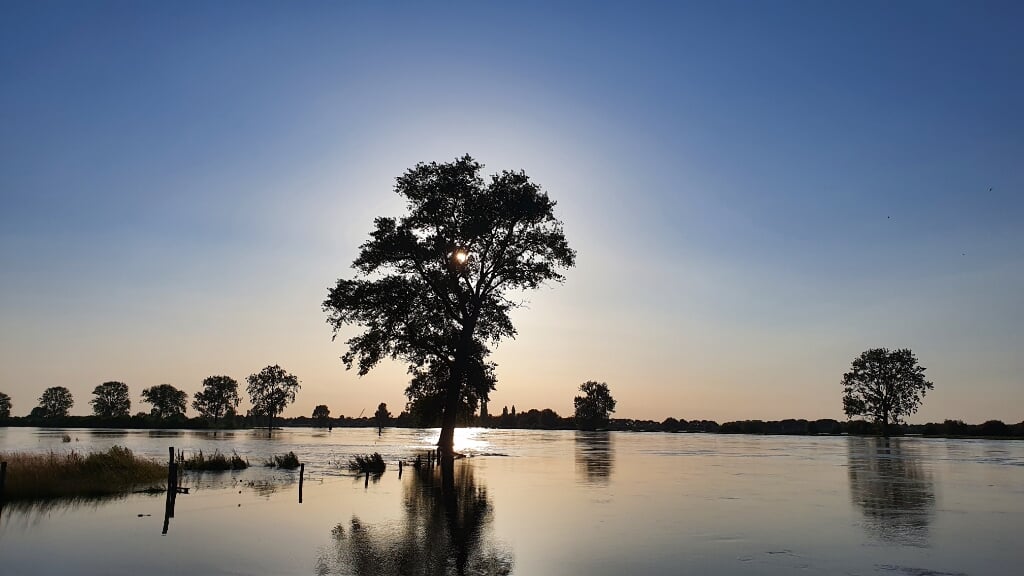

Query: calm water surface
0;427;1021;575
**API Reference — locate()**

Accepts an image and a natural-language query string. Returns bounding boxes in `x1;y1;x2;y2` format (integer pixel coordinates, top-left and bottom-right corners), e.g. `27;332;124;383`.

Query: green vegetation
347;453;386;474
0;446;165;500
178;450;248;471
265;451;300;469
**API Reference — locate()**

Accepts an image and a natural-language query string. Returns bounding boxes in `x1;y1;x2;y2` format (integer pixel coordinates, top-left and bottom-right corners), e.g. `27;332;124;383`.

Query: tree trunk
268;413;273;436
438;326;475;459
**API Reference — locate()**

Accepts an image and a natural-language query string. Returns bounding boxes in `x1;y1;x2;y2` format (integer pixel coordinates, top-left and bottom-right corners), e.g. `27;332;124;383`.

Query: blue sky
2;1;1022;422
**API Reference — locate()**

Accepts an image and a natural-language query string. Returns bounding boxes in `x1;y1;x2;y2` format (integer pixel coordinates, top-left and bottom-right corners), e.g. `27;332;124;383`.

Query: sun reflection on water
419;427;490;455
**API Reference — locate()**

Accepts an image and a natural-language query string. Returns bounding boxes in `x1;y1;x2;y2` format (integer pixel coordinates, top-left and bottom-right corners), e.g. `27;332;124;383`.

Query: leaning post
298;463;305;503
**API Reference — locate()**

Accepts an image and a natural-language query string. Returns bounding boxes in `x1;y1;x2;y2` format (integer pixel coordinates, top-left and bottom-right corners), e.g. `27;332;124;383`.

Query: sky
1;1;1022;424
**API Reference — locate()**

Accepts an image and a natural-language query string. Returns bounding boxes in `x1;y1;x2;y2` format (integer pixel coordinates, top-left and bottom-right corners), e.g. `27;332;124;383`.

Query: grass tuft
0;446;165;500
347;453;386;474
178;450;248;471
264;451;301;469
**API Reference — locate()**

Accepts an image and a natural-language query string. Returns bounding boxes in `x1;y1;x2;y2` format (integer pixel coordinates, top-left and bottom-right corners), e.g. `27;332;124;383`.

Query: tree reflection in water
574;431;614;485
317;460;512;576
847;437;935;546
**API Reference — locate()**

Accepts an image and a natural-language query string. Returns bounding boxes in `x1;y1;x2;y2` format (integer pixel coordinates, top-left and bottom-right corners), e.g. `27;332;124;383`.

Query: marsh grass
178;450;248;471
264;451;300;469
347;453;386;474
0;446;165;500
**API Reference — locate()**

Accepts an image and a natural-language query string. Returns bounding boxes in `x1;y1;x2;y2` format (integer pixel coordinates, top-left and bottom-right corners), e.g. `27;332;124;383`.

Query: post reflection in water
574;431;614;485
847;437;936;546
317;459;512;576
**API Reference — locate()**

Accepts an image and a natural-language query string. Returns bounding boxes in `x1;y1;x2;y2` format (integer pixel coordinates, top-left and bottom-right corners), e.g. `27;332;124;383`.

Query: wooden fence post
298;463;304;503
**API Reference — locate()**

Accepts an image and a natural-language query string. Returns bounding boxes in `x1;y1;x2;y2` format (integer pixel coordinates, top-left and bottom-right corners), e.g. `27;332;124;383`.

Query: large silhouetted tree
374;402;391;434
91;381;131;418
574;381;616;430
141;384;188;419
0;391;11;418
246;365;300;434
37;386;74;418
192;375;241;424
312;404;331;425
324;155;574;458
842;348;933;437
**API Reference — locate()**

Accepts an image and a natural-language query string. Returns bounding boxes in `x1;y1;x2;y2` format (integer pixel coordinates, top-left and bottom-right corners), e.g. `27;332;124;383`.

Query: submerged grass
0;446;166;500
264;451;301;469
178;450;248;471
347;453;386;474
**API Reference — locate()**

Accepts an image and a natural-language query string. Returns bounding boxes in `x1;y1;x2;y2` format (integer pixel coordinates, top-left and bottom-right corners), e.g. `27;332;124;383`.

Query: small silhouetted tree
375;402;391;434
246;365;300;434
141;384;188;419
0;391;11;418
91;381;131;418
192;375;241;425
37;386;74;418
313;404;331;425
842;348;933;437
574;381;616;430
324;155;575;458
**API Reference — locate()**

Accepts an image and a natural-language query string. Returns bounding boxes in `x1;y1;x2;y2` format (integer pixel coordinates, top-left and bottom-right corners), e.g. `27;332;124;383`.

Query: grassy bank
0;446;165;500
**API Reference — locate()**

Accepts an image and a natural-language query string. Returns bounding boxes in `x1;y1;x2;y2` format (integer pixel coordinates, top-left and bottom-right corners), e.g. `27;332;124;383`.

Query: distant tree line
0;364;299;432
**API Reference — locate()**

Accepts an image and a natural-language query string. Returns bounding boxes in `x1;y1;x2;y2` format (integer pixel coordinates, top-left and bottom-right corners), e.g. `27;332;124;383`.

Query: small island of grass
0;446;165;500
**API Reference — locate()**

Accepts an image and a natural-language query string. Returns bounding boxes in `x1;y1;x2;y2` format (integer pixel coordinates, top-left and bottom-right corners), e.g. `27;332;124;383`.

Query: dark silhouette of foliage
374;402;391;432
246;365;300;434
574;381;616;430
178;450;248;471
90;381;131;418
37;386;74;418
404;355;495;427
141;384;188;419
347;452;386;474
324;155;575;458
842;348;933;437
0;391;11;418
313;404;331;424
265;451;300;469
192;375;241;424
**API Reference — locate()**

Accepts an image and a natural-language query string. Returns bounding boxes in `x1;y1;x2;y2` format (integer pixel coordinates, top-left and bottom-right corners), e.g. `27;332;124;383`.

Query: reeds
178;450;248;471
347;453;386;474
264;451;301;469
0;446;165;500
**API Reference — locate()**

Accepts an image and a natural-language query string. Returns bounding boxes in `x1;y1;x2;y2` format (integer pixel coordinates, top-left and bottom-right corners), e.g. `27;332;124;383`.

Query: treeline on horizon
1;410;1022;439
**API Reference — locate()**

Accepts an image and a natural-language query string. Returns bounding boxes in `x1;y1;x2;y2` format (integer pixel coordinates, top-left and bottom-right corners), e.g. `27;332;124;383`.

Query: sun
453;250;468;264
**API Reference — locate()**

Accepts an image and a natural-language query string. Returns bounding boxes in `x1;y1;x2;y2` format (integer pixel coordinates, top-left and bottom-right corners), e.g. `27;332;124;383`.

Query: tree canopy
37;386;74;418
324;155;574;456
842;348;933;436
574;381;616;430
312;404;331;423
192;375;241;423
141;384;188;419
246;365;300;433
91;381;131;418
0;391;11;418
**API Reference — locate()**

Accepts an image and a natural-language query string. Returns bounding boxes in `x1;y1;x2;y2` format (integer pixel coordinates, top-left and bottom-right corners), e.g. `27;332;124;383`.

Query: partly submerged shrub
347;453;386;474
264;451;300;469
178;450;248;471
0;446;165;499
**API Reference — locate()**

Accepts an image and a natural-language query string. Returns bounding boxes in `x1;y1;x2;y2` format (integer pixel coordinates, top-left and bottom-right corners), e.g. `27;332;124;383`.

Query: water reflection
317;460;513;575
574;431;614;485
847;437;935;546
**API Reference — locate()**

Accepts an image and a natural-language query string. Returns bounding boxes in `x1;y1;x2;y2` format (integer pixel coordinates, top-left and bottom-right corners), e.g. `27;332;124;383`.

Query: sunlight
453;249;468;264
422;427;489;455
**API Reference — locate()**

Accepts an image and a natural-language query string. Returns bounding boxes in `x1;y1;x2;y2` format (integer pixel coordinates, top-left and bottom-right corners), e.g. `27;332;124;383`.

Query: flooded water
0;427;1021;575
